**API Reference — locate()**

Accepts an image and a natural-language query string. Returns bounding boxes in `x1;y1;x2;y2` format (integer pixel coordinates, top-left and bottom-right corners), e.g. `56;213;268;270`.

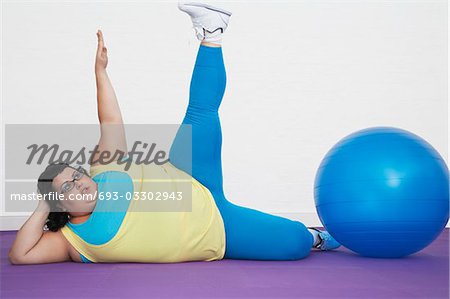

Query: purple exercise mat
1;229;448;298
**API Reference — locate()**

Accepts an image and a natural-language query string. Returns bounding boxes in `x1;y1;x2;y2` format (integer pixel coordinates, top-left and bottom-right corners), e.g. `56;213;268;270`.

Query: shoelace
314;232;331;250
319;233;332;250
193;27;205;40
191;19;205;40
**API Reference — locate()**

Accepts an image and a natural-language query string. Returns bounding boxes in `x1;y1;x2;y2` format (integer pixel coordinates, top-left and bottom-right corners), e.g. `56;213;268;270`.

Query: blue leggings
169;45;313;260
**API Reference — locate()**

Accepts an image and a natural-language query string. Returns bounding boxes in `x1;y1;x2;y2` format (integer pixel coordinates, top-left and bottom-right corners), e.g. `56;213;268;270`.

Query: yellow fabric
61;161;226;263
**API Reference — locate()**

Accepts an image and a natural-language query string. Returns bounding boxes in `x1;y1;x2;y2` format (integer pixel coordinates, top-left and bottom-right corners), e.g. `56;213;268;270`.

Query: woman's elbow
8;252;24;265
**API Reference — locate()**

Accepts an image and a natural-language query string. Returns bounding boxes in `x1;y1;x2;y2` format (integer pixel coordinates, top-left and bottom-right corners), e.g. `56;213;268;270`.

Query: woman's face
52;167;98;216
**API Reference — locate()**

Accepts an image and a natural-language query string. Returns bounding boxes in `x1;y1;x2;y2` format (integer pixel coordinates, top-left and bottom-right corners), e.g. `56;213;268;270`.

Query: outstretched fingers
96;30;107;54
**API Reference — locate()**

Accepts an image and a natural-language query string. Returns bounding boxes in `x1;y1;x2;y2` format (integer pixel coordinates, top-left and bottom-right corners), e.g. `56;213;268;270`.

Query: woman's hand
95;30;108;72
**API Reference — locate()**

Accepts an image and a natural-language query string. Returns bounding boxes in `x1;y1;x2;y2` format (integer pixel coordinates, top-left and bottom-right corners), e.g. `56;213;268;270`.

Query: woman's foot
178;1;232;45
308;227;342;251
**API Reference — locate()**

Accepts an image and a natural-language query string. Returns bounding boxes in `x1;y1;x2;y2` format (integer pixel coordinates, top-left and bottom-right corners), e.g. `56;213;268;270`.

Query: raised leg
169;45;226;198
170;45;314;260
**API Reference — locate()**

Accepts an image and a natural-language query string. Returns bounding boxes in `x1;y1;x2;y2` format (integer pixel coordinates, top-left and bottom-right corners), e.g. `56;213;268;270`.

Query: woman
9;2;340;265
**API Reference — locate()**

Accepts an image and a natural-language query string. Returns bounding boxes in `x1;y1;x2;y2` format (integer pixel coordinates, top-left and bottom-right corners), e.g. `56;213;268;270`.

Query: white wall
1;0;448;230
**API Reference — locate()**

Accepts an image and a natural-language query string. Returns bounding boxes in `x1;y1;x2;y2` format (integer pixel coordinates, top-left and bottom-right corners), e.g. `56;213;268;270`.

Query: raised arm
91;30;128;166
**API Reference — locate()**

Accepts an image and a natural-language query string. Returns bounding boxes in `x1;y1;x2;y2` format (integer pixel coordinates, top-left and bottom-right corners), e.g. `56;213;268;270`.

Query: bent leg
213;192;314;260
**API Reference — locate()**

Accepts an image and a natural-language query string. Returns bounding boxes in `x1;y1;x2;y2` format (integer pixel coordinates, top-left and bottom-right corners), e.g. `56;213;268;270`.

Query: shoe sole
181;2;232;17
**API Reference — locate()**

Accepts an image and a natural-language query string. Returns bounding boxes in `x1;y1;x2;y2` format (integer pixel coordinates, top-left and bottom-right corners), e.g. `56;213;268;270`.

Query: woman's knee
283;224;314;260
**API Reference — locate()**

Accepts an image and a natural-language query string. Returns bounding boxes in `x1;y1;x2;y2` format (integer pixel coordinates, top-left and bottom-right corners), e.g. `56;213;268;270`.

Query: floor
1;229;448;298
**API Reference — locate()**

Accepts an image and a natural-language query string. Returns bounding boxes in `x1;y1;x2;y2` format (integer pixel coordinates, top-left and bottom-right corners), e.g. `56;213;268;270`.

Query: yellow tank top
60;161;226;263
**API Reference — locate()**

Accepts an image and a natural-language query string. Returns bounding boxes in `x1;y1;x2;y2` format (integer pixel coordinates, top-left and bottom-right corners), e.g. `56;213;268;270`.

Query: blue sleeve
80;253;93;263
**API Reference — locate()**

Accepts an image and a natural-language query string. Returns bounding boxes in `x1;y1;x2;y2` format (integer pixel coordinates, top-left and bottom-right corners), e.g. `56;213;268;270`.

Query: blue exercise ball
314;127;449;258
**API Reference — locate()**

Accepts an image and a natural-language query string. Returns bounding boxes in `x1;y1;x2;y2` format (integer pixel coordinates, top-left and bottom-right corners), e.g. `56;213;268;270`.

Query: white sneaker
178;2;232;45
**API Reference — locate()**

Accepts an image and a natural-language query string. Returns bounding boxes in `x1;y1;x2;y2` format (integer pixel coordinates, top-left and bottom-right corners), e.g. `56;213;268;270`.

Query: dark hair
37;163;72;231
